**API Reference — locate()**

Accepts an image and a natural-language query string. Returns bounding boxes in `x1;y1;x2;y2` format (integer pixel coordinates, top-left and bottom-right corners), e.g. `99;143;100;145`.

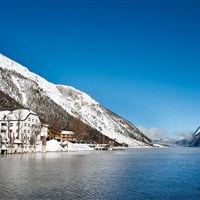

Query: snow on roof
14;139;21;144
61;131;75;135
0;111;10;120
0;109;37;121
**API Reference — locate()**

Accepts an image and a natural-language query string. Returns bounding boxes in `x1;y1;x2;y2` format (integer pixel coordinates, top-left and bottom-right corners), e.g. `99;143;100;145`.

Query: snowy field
36;139;94;152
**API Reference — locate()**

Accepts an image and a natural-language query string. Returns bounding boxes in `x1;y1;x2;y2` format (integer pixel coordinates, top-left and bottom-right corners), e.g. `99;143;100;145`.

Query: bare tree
5;113;14;148
14;109;23;139
45;111;63;140
30;122;41;147
70;116;87;143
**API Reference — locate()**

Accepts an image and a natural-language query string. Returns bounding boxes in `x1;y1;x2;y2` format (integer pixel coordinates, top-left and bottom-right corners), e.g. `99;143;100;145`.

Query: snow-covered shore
36;140;94;152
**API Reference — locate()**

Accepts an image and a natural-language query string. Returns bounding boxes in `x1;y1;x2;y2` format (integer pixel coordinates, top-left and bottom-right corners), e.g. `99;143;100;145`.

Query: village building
46;128;77;143
0;108;41;144
61;131;76;143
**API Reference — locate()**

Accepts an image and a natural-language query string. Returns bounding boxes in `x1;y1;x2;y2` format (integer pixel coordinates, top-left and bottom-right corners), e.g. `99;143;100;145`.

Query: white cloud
173;130;193;139
138;126;167;140
138;126;194;140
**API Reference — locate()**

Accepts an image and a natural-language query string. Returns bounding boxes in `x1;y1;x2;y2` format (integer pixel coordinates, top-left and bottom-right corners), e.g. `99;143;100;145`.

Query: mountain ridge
175;127;200;147
0;53;153;147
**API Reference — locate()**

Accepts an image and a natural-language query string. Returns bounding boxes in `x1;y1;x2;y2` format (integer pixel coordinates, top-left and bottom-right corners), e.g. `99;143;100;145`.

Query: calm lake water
0;148;200;200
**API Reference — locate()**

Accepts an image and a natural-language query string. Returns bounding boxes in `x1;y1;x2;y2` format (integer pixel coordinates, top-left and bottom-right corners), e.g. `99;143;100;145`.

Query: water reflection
0;148;200;200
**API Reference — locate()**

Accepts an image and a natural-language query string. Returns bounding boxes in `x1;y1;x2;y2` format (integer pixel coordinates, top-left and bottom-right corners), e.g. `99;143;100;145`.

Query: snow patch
36;140;93;152
67;142;94;151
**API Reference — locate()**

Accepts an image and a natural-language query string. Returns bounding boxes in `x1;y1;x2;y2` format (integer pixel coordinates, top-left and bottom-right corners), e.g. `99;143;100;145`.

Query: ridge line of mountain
0;53;153;147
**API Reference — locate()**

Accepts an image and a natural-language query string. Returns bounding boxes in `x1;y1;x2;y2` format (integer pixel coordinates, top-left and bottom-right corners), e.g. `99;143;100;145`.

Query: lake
0;148;200;200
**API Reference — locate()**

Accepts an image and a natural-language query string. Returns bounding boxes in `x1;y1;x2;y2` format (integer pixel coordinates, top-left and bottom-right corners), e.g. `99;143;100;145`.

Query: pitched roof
61;131;75;135
0;109;37;121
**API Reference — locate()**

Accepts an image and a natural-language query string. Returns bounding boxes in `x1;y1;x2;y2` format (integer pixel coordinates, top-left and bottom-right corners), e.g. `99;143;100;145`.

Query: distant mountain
153;138;179;147
176;127;200;147
193;127;200;137
0;53;153;147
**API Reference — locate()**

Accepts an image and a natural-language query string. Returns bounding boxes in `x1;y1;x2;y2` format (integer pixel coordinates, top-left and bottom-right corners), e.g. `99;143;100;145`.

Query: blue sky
0;0;200;139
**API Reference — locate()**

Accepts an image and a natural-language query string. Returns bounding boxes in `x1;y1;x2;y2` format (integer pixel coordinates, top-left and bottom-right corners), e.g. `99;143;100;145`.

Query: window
28;130;30;133
1;130;6;133
9;130;12;133
28;118;30;121
10;123;13;127
16;122;20;126
28;124;30;127
24;123;27;126
32;119;34;122
1;123;6;126
24;130;26;133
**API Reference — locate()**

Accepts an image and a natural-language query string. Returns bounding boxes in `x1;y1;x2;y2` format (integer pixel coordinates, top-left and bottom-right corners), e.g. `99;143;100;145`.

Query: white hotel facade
0;108;41;142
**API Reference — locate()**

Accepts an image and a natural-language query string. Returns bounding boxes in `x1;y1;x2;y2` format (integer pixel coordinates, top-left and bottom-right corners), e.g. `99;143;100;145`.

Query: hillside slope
0;53;153;147
176;127;200;147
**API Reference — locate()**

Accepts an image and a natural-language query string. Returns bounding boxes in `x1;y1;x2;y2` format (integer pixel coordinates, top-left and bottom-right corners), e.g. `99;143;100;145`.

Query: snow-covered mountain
176;127;200;147
0;53;153;147
193;127;200;137
153;138;179;147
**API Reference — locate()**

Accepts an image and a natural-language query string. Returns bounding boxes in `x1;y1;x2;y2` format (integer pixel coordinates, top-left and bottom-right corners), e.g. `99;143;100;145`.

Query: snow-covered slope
153;138;179;147
176;127;200;147
0;53;153;147
193;127;200;137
